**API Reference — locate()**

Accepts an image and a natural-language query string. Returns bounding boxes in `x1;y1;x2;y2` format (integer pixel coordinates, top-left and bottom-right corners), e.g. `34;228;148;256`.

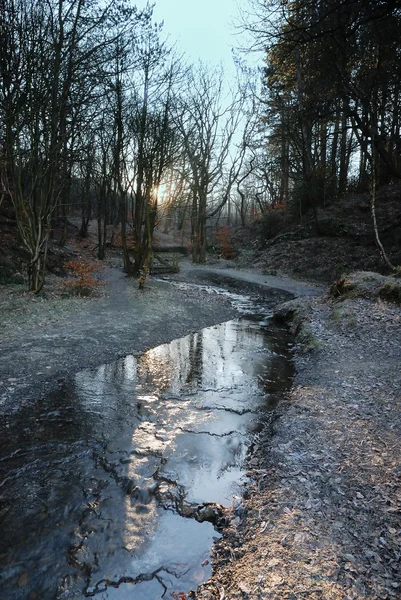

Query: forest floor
229;183;401;284
1;227;401;598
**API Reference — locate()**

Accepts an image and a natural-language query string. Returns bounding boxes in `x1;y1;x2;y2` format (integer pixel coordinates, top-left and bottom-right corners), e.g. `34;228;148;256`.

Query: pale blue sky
135;0;239;67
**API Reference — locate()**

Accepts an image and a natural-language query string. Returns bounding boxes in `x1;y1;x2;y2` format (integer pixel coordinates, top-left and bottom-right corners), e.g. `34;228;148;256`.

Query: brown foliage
212;227;237;259
63;258;105;296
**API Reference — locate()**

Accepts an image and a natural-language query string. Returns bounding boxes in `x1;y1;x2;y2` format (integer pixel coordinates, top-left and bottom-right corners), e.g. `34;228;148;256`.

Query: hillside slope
233;184;401;283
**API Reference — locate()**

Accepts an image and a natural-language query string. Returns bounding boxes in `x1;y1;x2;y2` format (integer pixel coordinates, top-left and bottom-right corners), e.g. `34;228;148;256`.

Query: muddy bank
0;268;236;413
197;294;401;600
0;264;294;412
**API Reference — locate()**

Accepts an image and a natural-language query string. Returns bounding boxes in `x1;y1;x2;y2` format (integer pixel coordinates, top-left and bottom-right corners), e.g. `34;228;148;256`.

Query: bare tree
0;0;149;292
124;44;180;276
173;65;243;263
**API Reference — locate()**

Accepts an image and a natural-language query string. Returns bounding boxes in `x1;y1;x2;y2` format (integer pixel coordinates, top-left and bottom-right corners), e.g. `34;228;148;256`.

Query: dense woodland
1;0;401;292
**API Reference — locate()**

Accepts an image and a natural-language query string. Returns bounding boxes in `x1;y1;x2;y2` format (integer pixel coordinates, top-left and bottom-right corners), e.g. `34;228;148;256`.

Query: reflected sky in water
0;314;293;599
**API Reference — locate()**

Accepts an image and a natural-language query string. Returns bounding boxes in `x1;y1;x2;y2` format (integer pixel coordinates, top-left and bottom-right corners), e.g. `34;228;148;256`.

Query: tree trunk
279;108;289;206
295;45;319;222
191;190;200;263
120;197;133;275
97;177;107;260
338;102;348;197
319;120;327;205
198;190;207;263
132;64;149;274
330;106;340;197
370;135;395;271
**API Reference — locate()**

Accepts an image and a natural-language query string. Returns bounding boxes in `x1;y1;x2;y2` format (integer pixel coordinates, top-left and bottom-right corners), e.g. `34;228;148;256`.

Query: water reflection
0;313;293;599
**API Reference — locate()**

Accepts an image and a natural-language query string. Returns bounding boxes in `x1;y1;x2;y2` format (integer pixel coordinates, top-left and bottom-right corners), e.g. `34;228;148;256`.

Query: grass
0;280;93;337
297;322;322;352
378;281;401;304
331;306;358;328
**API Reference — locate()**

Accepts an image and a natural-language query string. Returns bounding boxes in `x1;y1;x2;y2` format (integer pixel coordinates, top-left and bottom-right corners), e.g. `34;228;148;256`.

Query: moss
297;322;322;352
378;281;401;304
274;299;320;351
262;268;278;276
274;299;308;330
330;271;390;300
331;306;357;328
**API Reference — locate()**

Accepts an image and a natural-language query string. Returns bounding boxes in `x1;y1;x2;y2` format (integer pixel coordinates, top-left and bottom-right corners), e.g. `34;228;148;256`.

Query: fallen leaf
238;582;252;594
267;558;280;568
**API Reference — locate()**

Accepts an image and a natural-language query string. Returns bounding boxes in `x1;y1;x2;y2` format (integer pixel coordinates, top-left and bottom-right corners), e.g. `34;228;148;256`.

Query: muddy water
0;292;294;599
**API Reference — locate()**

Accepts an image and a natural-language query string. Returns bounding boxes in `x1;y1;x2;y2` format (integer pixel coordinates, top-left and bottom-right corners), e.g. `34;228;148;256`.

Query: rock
198;505;216;522
122;477;136;495
274;298;308;323
238;582;252;594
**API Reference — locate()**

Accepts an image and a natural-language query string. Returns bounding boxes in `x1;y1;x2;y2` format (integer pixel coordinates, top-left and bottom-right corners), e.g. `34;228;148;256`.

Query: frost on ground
0;266;238;411
197;295;401;600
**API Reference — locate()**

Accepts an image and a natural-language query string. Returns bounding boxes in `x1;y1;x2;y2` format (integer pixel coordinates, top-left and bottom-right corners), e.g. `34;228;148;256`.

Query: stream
0;284;294;599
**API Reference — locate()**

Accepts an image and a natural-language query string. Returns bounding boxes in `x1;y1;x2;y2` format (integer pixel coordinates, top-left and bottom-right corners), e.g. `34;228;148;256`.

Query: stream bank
0;313;295;599
0;267;240;413
197;294;401;600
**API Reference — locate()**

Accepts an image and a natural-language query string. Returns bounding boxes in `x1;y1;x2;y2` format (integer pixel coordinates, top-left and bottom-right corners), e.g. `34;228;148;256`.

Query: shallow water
0;296;294;599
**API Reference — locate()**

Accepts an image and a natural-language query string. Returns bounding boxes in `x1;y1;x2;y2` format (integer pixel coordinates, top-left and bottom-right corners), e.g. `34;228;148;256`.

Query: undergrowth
62;258;105;297
212;228;237;259
297;322;322;352
379;281;401;304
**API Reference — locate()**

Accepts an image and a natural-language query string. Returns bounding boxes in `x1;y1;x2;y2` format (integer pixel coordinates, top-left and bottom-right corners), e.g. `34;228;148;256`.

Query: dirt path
173;259;324;297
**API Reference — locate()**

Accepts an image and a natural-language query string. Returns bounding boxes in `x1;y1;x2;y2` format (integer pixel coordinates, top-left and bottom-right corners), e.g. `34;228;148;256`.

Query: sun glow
153;181;177;205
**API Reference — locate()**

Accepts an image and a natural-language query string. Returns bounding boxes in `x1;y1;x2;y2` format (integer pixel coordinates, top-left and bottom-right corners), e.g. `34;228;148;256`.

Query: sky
135;0;241;70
